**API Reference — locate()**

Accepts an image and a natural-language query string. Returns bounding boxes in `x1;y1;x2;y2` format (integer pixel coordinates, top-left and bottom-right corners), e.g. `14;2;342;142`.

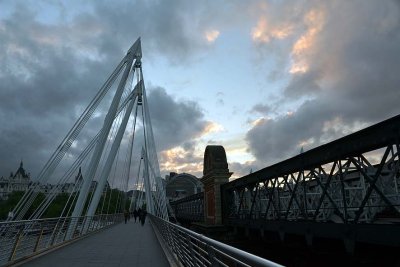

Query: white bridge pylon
9;38;168;223
70;38;168;220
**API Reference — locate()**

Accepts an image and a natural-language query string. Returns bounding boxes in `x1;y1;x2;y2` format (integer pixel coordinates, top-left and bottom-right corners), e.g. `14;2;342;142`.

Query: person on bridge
133;209;138;222
139;209;147;226
124;210;129;224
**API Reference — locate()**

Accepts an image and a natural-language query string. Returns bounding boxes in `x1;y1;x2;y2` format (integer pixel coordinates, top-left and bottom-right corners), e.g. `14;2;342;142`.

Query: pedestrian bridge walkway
19;219;170;267
5;215;281;267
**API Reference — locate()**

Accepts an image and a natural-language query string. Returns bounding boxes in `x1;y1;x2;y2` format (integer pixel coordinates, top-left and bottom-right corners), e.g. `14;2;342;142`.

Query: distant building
0;162;109;201
0;161;31;200
165;172;203;201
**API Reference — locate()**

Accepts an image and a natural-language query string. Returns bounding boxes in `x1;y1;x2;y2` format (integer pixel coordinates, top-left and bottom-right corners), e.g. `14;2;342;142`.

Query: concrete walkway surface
19;219;170;267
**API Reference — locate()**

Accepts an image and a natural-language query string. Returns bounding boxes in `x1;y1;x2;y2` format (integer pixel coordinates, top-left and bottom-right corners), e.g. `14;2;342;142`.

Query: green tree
0;191;24;220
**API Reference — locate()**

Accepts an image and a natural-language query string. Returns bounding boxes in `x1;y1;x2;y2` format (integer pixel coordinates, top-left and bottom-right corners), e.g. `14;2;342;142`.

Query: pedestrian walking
124;210;129;224
139;209;147;226
133;209;138;222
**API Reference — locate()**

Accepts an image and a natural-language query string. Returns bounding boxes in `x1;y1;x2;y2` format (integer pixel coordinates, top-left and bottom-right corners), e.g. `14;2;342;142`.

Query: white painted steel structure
7;38;169;224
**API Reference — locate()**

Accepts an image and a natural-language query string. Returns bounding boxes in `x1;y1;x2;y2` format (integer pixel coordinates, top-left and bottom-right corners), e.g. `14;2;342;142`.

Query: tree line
0;189;129;220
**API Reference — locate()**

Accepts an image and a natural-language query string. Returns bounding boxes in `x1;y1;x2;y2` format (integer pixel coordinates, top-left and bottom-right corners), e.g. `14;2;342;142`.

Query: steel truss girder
171;193;204;222
225;146;400;224
222;115;400;226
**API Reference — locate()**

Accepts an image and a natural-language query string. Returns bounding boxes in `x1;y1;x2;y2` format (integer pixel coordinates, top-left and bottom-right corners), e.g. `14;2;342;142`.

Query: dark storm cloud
247;0;400;165
284;70;321;99
147;87;208;151
90;0;208;63
0;1;212;177
250;103;272;115
229;161;261;179
0;7;107;177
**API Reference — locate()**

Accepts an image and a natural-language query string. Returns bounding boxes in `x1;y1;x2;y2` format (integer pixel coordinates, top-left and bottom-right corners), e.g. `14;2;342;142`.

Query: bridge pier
188;146;233;240
278;227;285;243
244;227;250;238
305;229;313;247
343;228;356;254
200;145;232;225
260;228;265;238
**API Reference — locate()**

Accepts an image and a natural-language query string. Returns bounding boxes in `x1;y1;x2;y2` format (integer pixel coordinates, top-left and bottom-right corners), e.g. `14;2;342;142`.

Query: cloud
248;117;266;128
204;30;220;43
203;122;224;135
289;8;325;74
0;1;217;179
250;103;272;114
284;70;321;98
146;88;229;176
229;160;265;179
159;146;203;177
3;0;399;184
247;0;400;165
147;87;209;151
252;17;293;43
0;7;108;177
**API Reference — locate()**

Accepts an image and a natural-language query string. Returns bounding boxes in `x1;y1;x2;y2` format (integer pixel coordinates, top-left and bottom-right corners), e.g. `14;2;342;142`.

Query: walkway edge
7;222;121;267
150;219;183;267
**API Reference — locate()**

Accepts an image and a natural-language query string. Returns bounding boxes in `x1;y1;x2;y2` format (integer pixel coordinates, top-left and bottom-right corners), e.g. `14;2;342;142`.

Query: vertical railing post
95;215;100;230
92;215;98;231
186;235;196;265
8;229;23;262
206;244;218;267
33;226;44;252
80;216;89;235
89;216;95;232
50;219;61;246
98;214;104;229
72;217;80;239
62;217;71;242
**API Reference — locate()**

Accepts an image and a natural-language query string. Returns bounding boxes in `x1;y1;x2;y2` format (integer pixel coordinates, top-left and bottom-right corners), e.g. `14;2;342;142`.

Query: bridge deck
19;219;170;267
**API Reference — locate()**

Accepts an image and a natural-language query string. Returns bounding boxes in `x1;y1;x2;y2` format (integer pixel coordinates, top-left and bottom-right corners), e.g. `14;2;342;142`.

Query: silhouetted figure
139;209;147;226
133;209;138;222
124;210;129;224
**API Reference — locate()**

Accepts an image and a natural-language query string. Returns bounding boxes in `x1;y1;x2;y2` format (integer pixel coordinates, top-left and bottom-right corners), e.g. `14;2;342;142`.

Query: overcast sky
1;0;400;180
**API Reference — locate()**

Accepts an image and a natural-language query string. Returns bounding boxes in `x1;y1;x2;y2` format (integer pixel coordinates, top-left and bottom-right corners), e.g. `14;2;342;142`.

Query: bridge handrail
0;213;123;266
170;192;204;205
169;192;204;222
0;214;114;226
150;214;283;267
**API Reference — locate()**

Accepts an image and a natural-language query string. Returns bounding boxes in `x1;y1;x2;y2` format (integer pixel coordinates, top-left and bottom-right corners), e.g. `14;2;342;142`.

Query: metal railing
0;214;123;266
150;215;283;267
170;192;204;222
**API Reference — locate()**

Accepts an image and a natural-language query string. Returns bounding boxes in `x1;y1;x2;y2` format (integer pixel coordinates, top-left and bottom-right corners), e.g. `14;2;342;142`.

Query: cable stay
9;38;169;232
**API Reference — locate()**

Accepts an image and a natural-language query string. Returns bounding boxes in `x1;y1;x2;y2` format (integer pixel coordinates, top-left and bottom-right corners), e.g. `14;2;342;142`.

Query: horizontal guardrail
0;214;123;266
150;215;283;267
170;192;204;222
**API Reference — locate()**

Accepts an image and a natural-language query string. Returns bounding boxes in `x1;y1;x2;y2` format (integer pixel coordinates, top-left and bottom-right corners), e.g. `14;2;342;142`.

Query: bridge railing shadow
0;214;123;266
150;214;283;267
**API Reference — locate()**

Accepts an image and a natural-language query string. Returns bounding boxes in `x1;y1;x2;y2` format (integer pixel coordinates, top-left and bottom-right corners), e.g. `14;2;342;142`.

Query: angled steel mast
65;38;168;221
